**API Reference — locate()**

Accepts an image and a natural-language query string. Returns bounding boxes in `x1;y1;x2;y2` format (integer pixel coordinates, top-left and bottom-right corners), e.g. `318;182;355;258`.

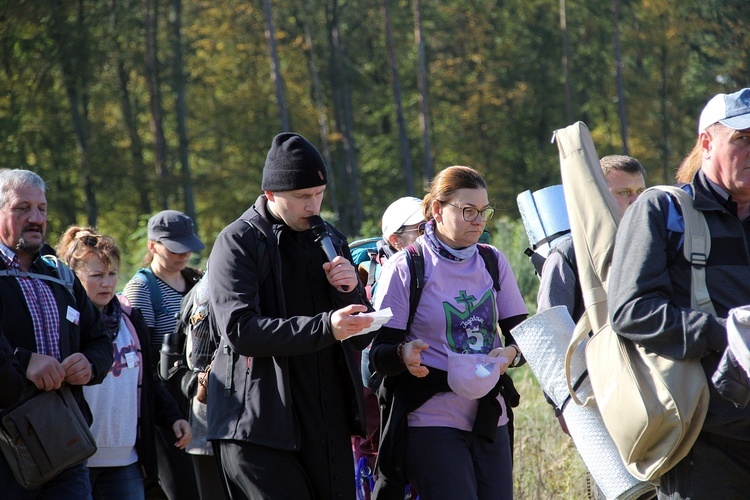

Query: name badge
66;306;80;325
125;351;139;369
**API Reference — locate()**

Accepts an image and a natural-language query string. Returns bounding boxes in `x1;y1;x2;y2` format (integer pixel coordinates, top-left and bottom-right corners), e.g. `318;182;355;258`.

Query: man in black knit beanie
206;132;376;499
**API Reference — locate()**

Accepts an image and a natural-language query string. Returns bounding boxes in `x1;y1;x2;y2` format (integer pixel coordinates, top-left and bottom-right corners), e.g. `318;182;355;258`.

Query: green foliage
487;216;539;312
0;0;746;283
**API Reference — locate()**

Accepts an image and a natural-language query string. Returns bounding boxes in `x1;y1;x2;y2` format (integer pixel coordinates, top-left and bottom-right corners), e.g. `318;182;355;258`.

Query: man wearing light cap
608;88;750;497
206;132;375;499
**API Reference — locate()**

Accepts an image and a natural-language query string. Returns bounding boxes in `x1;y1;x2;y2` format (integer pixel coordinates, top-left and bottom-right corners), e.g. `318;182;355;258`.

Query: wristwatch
508;345;521;368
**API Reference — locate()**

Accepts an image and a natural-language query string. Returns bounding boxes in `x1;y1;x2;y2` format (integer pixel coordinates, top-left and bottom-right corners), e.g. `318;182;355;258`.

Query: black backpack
167;229;271;398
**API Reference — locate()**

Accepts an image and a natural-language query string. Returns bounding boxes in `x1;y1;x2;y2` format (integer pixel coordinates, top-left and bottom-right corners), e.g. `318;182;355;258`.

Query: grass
485;217;591;498
511;364;590;499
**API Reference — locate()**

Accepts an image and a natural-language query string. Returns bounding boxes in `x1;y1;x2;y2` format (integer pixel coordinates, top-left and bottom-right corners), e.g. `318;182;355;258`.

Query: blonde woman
57;227;190;499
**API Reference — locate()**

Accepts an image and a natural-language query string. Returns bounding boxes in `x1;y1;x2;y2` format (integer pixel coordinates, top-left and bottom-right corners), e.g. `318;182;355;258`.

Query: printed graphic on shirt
444;288;497;353
110;343;140;377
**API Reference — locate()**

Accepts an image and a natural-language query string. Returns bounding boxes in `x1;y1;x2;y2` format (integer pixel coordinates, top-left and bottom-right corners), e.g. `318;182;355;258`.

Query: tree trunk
171;0;196;225
659;36;670;184
262;0;290;132
298;0;339;215
51;0;98;226
412;0;433;187
143;0;170;209
383;0;414;196
612;0;629;154
327;0;362;234
560;0;573;124
111;0;152;217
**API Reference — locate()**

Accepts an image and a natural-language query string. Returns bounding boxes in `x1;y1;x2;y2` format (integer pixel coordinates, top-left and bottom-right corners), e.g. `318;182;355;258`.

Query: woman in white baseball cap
381;196;427;252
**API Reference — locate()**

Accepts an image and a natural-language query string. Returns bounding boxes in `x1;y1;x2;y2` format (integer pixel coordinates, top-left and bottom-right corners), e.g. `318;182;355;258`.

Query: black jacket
0;326;25;407
0;254;113;421
119;298;186;479
206;194;373;449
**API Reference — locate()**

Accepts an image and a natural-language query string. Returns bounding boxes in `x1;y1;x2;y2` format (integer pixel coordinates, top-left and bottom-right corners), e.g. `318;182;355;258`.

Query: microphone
309;215;348;291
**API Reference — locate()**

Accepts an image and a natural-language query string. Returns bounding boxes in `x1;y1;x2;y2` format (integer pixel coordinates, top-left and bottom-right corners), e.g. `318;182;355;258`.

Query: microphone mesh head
308;215;327;238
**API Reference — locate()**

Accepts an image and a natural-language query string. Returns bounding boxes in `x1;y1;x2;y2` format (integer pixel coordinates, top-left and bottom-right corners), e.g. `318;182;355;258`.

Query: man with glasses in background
535;155;648;498
0;169;113;497
538;154;646;424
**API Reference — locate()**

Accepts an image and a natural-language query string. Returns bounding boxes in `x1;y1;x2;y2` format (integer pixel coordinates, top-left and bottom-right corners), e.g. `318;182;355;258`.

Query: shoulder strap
133;268;168;317
477;243;501;292
0;256;76;298
405;242;425;332
41;255;76;298
650;185;716;316
257;236;269;284
219;219;269;397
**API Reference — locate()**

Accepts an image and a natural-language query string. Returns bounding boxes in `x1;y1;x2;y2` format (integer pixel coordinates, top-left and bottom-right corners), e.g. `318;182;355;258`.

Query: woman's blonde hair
55;226;121;273
675;137;702;183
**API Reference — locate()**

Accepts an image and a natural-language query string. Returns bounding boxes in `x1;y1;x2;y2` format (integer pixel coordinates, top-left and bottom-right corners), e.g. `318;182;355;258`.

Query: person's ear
700;130;713;159
264;190;276;202
432;199;443;223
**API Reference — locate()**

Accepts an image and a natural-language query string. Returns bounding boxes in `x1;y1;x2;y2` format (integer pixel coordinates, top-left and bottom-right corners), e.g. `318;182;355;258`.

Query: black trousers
658;432;750;500
192;453;226;500
214;439;355;500
149;426;200;500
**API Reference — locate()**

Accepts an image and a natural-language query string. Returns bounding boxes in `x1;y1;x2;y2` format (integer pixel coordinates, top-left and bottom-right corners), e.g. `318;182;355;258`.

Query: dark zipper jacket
0;254;113;423
206;194;373;449
609;171;750;438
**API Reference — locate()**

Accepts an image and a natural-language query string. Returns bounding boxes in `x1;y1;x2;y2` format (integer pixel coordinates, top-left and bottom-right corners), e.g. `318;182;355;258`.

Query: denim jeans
88;462;145;500
0;458;92;500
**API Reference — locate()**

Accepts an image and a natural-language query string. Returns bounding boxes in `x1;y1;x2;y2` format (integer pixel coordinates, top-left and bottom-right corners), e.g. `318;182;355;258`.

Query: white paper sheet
347;307;393;337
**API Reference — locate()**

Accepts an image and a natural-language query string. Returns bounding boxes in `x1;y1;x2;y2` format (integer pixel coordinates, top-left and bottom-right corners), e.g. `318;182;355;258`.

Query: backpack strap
404;242;426;332
133;268;169;317
477;243;501;293
652;185;716;316
0;255;76;298
222;219;270;397
405;241;502;331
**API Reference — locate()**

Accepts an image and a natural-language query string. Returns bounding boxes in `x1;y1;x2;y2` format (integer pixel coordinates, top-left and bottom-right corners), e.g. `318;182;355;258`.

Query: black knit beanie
261;133;328;191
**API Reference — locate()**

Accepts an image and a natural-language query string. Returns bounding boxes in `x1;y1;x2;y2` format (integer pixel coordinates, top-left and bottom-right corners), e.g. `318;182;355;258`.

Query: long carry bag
556;121;710;481
0;384;97;490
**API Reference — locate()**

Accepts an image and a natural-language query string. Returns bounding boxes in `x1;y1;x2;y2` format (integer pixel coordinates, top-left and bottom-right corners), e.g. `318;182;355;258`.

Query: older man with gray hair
0;169;112;497
608;89;750;498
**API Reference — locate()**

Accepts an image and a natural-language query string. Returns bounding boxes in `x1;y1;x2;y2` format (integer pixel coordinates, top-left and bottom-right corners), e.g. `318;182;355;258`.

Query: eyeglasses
397;222;426;236
443;202;495;222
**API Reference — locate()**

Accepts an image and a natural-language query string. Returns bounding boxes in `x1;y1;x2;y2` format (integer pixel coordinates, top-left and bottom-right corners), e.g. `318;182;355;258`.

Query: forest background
3;0;748;276
3;0;747;495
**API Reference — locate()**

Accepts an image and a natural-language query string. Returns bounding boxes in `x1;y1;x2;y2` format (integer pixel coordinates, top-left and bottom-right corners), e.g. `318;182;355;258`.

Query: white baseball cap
698;88;750;133
381;196;424;240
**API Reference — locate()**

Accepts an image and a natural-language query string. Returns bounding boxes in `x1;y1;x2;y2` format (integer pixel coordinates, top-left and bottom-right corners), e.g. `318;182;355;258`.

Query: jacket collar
691;169;736;216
